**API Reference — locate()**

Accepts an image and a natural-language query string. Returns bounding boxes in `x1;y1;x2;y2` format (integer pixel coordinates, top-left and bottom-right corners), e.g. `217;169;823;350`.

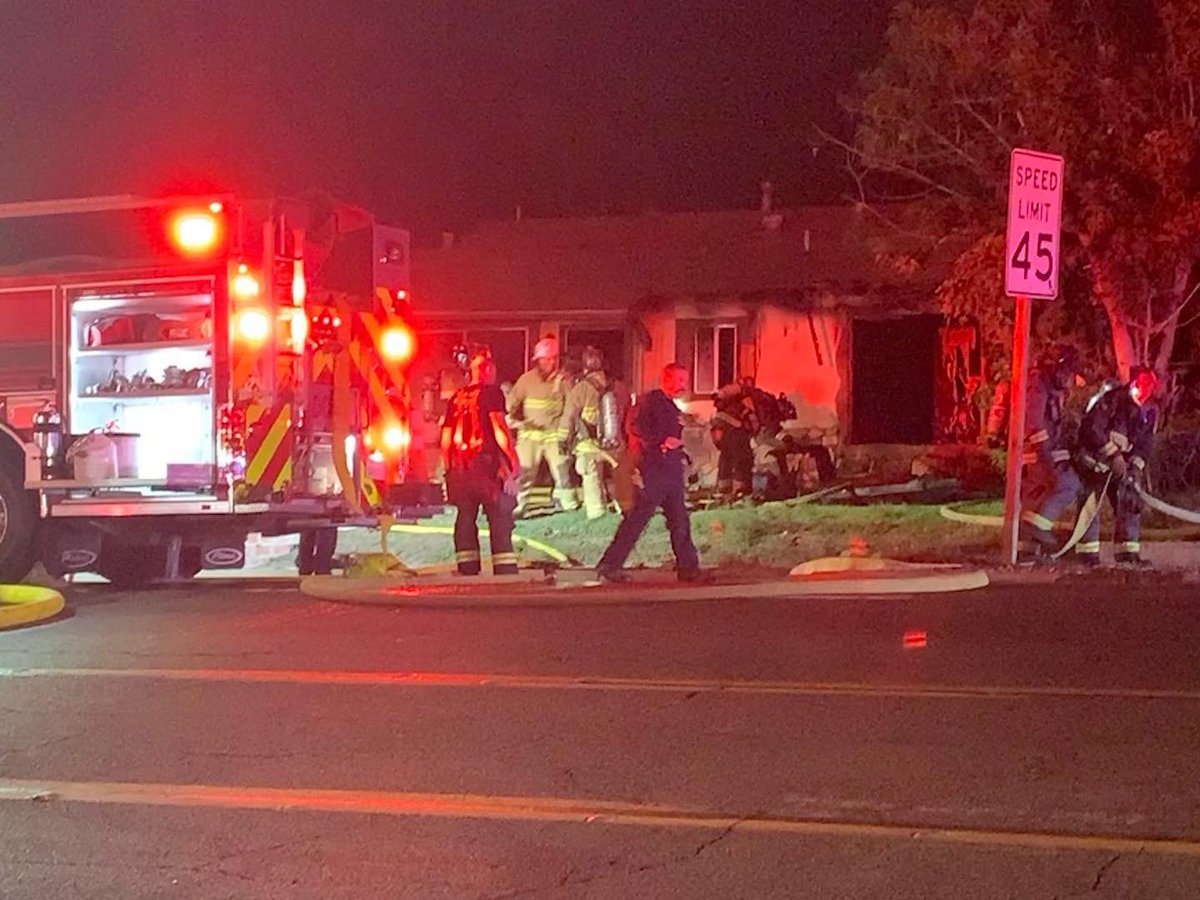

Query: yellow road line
1;777;1197;856
3;667;1199;702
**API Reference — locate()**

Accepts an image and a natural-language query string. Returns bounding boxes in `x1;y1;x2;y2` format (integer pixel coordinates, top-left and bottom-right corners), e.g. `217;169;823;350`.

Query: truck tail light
235;308;271;344
380;325;415;363
382;423;411;452
232;264;260;299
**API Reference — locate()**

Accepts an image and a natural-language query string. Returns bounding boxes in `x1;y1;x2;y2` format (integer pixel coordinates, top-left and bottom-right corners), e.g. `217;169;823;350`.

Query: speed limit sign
1005;148;1064;300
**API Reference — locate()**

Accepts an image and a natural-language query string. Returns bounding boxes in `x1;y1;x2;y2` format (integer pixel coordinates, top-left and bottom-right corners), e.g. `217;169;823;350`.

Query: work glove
1108;455;1128;480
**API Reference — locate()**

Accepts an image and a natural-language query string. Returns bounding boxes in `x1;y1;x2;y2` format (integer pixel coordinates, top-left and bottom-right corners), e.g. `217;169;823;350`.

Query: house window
693;323;737;394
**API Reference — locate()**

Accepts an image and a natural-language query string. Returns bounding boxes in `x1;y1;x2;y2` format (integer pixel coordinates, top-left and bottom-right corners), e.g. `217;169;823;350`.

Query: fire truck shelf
33;477;173;489
75;389;211;401
73;340;213;355
47;495;233;517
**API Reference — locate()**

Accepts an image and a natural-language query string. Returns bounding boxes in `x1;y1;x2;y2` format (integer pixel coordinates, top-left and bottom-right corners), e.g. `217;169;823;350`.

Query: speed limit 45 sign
1005;148;1064;299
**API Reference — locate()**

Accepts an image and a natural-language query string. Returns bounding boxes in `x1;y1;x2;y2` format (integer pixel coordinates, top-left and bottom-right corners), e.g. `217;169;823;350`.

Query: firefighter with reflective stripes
507;336;579;515
441;349;521;575
563;346;616;520
1018;345;1082;560
1072;367;1159;567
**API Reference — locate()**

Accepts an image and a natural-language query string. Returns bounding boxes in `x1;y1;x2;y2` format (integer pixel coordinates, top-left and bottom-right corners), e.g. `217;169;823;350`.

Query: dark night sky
1;1;892;238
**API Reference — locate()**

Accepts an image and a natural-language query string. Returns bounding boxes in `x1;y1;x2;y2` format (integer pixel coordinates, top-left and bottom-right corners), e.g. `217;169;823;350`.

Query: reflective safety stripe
455;550;481;562
1021;452;1037;465
517;429;560;443
492;552;518;566
1100;441;1118;458
1026;429;1050;445
1120;541;1141;553
1110;431;1131;452
1077;541;1101;555
1021;511;1054;532
1051;449;1071;463
524;398;562;410
1131;455;1146;470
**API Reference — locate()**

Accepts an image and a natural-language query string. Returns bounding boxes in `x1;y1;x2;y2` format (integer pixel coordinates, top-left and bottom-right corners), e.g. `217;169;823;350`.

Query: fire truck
0;193;437;585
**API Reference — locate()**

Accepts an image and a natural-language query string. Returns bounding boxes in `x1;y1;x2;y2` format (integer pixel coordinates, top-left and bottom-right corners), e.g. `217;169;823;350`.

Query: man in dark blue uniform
596;363;711;583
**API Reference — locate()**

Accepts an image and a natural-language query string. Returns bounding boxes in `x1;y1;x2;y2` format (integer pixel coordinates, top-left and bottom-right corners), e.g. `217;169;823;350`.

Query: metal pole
1001;294;1032;565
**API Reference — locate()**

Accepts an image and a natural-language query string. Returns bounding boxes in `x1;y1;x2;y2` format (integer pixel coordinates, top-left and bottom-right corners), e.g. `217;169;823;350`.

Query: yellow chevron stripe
246;408;291;485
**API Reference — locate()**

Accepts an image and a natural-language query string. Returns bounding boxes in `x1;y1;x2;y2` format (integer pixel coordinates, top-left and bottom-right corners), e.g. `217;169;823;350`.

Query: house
409;202;974;482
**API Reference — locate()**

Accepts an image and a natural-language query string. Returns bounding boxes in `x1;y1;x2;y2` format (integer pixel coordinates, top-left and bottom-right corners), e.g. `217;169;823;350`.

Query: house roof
412;204;947;318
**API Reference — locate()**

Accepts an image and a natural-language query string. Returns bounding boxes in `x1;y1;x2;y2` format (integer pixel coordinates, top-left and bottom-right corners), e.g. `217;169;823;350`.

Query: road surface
1;575;1198;898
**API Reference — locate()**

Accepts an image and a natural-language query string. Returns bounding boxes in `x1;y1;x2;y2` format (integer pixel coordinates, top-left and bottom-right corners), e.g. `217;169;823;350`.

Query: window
691;323;737;394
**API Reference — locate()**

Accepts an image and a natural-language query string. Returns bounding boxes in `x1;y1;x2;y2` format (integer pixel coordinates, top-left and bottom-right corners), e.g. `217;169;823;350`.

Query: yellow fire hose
0;585;65;630
343;519;575;578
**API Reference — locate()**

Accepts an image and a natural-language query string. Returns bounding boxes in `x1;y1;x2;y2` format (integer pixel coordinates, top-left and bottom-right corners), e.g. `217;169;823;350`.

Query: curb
0;585;66;630
299;568;989;608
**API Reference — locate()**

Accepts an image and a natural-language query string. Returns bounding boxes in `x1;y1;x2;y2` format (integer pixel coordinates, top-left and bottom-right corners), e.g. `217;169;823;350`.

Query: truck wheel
0;465;35;583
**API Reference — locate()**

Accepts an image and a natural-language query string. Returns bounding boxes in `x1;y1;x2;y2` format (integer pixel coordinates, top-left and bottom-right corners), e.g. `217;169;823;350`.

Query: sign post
1002;148;1065;565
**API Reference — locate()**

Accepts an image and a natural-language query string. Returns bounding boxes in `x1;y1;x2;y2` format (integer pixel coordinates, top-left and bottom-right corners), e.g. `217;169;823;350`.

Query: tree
838;0;1200;380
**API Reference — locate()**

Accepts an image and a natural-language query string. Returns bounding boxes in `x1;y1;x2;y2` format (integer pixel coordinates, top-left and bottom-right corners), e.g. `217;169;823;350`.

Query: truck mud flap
41;524;102;577
200;540;246;570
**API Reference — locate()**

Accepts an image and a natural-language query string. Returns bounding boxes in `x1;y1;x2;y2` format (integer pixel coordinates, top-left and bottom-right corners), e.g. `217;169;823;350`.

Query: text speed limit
1006;149;1064;300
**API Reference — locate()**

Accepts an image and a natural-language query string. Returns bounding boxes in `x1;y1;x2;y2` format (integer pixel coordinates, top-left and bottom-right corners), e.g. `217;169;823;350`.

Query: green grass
343;501;1004;573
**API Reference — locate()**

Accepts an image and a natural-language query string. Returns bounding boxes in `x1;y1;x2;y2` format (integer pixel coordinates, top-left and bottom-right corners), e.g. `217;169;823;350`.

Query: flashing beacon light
171;210;221;255
380;325;415;363
235;308;271;344
396;288;408;302
232;264;260;299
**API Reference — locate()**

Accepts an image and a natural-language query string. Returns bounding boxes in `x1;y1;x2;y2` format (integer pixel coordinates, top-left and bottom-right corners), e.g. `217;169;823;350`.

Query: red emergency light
169;209;223;256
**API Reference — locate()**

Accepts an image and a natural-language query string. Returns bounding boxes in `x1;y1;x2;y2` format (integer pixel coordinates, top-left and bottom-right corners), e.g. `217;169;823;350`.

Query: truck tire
0;464;35;583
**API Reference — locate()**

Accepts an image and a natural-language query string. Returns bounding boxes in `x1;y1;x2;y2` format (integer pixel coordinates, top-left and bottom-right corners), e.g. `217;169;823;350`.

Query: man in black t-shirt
441;349;521;575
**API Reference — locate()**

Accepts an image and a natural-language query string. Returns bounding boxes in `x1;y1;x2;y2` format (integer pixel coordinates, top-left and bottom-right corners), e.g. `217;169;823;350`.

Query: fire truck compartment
66;282;216;483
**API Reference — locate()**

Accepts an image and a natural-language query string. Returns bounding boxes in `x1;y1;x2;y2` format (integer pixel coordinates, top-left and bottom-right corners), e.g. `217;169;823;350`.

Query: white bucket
105;432;140;478
68;431;119;483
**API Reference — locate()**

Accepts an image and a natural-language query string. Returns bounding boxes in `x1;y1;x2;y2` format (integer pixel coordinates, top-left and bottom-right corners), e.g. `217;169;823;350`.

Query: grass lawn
345;500;1004;574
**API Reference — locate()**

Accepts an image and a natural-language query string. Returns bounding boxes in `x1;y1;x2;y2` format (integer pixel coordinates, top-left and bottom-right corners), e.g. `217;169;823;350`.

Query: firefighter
563;346;616;520
507;336;579;516
596;363;711;584
711;381;757;498
1018;345;1082;560
441;348;521;576
1072;367;1159;567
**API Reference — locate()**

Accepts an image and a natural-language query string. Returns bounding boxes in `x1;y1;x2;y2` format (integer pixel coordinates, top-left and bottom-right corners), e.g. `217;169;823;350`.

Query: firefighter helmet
533;336;559;362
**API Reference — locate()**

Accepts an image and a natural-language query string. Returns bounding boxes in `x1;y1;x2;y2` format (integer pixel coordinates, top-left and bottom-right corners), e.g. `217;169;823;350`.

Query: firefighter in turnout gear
1072;367;1159;567
563;346;618;520
507;336;579;516
441;349;521;575
1018;345;1082;560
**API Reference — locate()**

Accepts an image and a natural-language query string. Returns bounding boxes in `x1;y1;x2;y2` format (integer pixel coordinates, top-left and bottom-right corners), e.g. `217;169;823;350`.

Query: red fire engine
0;194;436;585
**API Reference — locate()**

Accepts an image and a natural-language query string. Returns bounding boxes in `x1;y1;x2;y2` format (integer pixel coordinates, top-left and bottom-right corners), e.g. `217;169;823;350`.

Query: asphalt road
2;575;1199;899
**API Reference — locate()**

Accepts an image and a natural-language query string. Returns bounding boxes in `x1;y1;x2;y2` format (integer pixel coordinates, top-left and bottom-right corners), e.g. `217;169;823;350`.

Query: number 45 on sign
1006;149;1064;300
